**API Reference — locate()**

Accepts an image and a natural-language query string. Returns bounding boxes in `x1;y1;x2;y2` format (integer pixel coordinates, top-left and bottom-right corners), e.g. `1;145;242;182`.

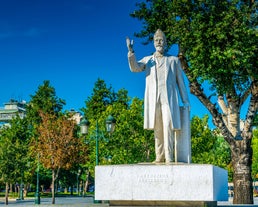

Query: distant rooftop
0;99;27;122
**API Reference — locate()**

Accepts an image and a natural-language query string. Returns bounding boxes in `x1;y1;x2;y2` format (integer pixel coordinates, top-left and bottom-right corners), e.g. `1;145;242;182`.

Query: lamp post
35;153;40;204
19;181;24;200
19;170;24;200
80;115;116;166
77;168;81;196
80;115;115;203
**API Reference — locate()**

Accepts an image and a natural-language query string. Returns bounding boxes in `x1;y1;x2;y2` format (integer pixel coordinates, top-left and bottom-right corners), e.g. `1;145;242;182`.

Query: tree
26;80;65;121
81;78;116;120
191;115;232;178
0;117;30;204
26;80;66;195
35;112;87;204
131;0;257;204
191;115;217;161
58;169;78;195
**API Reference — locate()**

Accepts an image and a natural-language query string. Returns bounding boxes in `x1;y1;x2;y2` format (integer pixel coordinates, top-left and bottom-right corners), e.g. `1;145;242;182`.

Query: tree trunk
71;185;74;195
232;140;253;204
24;183;29;197
84;171;90;196
15;183;18;195
52;170;55;204
5;182;8;205
9;183;13;193
17;185;21;199
83;180;87;197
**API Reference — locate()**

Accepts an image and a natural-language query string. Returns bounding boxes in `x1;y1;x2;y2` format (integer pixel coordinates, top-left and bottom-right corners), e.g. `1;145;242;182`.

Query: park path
1;196;258;206
0;196;108;206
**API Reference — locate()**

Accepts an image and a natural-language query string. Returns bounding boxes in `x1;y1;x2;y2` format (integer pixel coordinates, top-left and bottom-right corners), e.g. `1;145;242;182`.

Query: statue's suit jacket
128;52;189;130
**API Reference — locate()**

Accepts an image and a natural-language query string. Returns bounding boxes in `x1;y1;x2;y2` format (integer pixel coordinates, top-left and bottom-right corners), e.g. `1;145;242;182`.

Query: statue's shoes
165;160;173;164
152;159;164;164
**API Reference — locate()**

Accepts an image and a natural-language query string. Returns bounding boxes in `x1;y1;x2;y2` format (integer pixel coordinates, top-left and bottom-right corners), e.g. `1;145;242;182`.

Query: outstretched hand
126;37;134;53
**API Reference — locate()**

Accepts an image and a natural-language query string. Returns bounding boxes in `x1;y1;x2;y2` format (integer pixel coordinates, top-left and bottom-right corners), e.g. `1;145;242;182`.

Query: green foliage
0;117;30;183
26;80;65;125
191;115;216;157
191;115;231;170
131;0;257;94
252;129;258;179
58;169;78;191
81;78;116;120
254;113;258;127
30;166;52;191
104;98;154;165
81;79;154;173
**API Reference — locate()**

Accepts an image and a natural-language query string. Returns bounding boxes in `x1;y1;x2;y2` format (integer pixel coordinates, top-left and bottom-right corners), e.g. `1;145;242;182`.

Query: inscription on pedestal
138;173;170;183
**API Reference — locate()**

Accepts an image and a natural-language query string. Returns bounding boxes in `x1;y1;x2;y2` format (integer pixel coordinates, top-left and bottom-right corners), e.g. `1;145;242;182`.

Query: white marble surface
176;106;191;163
95;164;228;202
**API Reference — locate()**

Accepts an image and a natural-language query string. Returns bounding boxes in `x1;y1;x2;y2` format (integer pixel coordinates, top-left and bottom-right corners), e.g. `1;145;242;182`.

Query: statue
126;29;190;164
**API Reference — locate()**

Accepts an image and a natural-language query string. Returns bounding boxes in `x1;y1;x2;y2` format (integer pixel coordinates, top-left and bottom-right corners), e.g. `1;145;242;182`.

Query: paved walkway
1;196;258;206
0;196;108;206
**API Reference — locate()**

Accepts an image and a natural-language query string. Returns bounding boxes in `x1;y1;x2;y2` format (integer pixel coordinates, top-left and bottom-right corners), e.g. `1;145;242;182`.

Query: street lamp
80;118;90;135
80;115;116;166
105;115;116;134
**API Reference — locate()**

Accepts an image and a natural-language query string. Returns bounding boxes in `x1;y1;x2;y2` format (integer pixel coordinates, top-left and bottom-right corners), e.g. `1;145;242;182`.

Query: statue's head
154;29;167;54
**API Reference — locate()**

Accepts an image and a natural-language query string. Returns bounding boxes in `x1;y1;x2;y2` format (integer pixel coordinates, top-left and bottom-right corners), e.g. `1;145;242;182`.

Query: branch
217;95;229;129
242;81;258;139
54;167;60;182
178;53;236;146
239;86;251;107
218;95;228;115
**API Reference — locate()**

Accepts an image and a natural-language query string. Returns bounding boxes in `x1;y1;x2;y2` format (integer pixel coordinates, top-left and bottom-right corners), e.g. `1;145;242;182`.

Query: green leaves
252;129;258;179
191;115;231;170
0;116;30;183
26;80;66;126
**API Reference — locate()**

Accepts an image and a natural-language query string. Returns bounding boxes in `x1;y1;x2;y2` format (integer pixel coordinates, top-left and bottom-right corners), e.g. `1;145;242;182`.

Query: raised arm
126;37;145;72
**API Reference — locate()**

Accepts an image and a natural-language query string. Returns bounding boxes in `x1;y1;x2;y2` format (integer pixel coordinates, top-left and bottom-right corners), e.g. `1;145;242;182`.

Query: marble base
109;200;217;207
95;163;228;206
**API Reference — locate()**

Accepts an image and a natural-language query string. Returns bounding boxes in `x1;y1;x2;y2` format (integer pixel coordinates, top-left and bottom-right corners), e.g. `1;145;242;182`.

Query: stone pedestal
95;163;228;206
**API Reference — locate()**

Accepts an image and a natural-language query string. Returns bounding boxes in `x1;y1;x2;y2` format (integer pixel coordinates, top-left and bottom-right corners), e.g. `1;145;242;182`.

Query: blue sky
0;0;211;122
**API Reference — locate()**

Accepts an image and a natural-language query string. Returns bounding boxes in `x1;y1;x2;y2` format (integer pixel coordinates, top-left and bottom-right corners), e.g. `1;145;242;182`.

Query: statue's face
154;35;166;54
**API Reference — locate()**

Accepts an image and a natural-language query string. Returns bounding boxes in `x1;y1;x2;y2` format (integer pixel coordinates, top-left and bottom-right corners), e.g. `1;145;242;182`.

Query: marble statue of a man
126;29;190;163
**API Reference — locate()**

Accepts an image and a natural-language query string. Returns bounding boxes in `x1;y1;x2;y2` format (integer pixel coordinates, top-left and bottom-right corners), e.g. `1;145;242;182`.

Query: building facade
0;99;26;124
